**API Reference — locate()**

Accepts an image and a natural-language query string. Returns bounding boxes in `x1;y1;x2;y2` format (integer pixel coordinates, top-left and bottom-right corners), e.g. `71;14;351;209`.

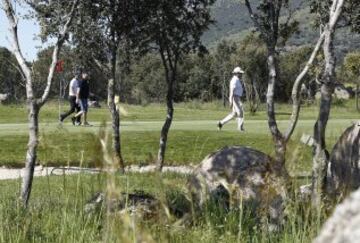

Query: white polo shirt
230;76;243;97
69;78;79;96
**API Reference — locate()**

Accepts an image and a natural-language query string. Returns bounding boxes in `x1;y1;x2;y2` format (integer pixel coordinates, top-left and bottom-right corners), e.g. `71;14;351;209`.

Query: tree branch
284;31;326;142
329;0;345;31
159;43;170;84
285;0;345;142
3;58;26;83
2;0;33;97
38;0;79;106
244;0;267;36
93;56;111;77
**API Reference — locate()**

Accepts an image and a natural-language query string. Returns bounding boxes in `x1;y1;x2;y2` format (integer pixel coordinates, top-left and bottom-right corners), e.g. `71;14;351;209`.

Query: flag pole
56;60;64;124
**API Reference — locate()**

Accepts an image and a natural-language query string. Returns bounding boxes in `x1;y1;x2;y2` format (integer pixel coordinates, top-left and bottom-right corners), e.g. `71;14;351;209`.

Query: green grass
0;172;323;242
0;100;354;242
1;98;359;124
0;100;358;173
0;125;341;173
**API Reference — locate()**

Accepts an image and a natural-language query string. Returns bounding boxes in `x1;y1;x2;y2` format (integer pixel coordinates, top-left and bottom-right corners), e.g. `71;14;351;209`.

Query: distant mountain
203;0;360;58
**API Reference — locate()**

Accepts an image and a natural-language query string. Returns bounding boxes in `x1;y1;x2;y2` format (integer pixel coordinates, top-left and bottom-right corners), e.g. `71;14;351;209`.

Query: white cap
232;67;245;74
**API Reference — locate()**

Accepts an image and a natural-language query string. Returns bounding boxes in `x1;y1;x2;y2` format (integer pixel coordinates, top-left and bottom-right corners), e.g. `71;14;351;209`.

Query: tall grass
0;172;328;242
0;129;328;243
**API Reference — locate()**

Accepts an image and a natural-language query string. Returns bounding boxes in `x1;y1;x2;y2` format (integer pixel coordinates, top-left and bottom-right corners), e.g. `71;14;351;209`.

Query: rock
300;83;309;99
298;184;312;202
345;86;355;97
300;134;315;147
0;93;9;104
314;84;351;100
325;122;360;198
308;80;319;98
334;84;351;100
315;187;360;243
85;191;160;219
85;190;192;223
188;146;287;228
88;100;101;108
85;192;105;213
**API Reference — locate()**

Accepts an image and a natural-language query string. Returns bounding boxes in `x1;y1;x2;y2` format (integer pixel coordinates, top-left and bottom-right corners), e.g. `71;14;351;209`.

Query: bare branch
38;0;79;106
93;56;111;76
4;58;27;82
329;0;345;31
23;0;46;14
244;0;267;36
284;32;326;142
283;5;295;28
2;0;33;97
283;0;344;142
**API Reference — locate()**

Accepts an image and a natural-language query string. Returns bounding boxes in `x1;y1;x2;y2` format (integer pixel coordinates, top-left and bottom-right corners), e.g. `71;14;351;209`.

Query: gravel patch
0;165;194;181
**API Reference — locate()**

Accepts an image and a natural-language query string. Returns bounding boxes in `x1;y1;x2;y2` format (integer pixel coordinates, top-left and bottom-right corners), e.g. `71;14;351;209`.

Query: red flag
55;60;64;73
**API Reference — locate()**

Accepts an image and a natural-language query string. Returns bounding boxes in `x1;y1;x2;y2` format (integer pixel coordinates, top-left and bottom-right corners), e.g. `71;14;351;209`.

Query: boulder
315;84;352;100
0;93;9;104
315;187;360;243
88;100;101;108
334;84;351;100
85;191;160;219
308;80;319;98
85;190;191;221
345;86;355;97
188;146;287;229
300;83;310;100
325;122;360;198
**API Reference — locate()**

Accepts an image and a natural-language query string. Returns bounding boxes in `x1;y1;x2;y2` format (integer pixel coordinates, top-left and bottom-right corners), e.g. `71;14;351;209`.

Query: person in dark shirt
73;72;91;126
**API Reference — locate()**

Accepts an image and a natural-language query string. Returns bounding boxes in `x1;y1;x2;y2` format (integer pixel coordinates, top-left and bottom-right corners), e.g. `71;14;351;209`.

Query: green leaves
309;0;360;32
0;47;24;100
145;0;215;61
341;51;360;84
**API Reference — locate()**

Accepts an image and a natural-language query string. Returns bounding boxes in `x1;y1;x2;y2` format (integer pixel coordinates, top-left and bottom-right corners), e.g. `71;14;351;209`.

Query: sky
0;4;43;61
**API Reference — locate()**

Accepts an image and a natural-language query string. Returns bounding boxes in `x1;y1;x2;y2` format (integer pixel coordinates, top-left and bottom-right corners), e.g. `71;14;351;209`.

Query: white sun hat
232;66;245;74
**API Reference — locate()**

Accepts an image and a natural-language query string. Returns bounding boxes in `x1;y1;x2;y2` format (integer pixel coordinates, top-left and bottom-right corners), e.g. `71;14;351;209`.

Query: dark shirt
78;79;90;99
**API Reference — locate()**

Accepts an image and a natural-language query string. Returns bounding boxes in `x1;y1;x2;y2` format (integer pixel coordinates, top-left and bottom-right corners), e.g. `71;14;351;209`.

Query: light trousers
220;95;244;130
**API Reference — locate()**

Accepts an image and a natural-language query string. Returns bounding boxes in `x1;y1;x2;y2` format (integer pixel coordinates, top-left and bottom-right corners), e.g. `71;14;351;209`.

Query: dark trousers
60;96;81;122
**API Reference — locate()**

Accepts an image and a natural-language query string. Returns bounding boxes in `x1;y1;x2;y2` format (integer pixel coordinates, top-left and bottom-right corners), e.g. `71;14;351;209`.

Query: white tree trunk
2;0;79;206
157;84;174;171
311;0;345;208
107;78;125;173
266;49;287;175
285;32;326;141
21;102;39;205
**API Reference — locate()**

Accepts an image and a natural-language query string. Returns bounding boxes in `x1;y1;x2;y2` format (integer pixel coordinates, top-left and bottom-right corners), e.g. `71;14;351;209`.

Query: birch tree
238;0;356;187
309;0;360;208
242;0;322;175
144;0;215;171
69;0;152;172
311;0;344;208
1;0;79;206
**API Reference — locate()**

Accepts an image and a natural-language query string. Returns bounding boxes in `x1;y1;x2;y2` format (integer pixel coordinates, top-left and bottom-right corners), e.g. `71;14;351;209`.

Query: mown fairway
0;101;358;172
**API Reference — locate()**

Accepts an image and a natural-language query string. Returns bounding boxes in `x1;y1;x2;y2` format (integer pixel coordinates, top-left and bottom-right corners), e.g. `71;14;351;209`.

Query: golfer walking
59;69;81;125
73;72;91;126
218;67;245;131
